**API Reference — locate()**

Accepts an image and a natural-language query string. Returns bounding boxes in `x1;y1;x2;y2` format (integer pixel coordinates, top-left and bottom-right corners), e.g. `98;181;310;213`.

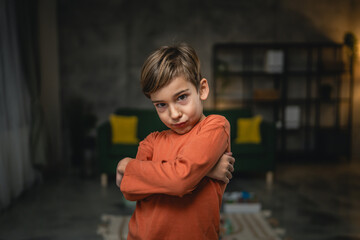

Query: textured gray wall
59;0;356;121
57;0;360;161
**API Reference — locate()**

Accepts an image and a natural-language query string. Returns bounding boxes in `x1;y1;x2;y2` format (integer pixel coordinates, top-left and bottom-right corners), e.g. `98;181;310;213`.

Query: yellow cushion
109;114;139;144
235;115;262;144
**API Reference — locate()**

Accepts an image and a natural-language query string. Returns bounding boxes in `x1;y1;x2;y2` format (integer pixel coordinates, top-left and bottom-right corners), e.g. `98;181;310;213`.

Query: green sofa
96;108;276;181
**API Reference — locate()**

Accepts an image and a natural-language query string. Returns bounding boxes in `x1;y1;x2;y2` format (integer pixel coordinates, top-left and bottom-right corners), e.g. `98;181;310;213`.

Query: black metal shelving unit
213;43;353;162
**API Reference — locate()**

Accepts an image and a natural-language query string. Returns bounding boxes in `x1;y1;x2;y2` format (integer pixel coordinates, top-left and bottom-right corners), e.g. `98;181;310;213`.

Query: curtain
0;0;38;210
16;0;47;167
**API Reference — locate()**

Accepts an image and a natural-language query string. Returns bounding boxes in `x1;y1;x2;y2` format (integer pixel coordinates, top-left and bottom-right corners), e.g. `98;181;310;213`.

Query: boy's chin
170;127;191;135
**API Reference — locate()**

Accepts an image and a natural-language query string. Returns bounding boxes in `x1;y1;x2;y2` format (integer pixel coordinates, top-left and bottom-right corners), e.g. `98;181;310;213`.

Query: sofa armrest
261;121;276;153
96;122;112;170
260;121;276;170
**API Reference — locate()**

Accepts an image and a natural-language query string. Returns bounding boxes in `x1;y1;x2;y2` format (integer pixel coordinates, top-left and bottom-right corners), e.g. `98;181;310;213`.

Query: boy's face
150;76;209;135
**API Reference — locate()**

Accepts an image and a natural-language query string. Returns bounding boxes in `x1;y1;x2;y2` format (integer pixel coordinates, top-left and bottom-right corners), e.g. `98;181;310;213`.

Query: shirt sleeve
135;132;156;161
120;116;230;199
120;132;156;201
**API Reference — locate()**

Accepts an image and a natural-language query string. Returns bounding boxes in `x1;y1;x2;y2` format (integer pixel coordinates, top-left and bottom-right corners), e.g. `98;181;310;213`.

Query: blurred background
1;0;360;239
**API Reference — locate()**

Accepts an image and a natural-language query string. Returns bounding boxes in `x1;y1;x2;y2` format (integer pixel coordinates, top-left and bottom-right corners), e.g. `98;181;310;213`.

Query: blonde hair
140;43;202;98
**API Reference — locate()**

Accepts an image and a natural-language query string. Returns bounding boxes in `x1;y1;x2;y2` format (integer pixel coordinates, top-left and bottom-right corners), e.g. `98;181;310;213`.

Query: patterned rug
97;211;286;240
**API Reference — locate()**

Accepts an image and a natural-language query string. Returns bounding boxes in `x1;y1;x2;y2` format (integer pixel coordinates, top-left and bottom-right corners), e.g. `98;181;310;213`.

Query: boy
116;43;234;239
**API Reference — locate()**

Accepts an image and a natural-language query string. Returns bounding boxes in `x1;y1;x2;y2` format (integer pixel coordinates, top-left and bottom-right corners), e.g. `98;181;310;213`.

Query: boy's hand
116;157;133;188
207;152;235;184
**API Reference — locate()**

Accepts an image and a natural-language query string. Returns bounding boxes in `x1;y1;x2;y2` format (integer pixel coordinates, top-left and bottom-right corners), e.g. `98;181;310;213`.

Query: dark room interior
1;0;360;239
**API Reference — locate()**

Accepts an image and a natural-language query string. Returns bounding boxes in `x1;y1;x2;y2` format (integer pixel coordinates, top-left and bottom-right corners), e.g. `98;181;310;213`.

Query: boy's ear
199;78;209;101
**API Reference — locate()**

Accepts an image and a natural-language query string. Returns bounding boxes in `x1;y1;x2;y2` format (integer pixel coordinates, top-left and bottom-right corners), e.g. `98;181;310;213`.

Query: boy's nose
169;105;182;120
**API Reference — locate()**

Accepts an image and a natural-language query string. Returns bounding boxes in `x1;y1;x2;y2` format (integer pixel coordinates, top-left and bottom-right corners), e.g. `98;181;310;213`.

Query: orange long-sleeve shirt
120;115;231;240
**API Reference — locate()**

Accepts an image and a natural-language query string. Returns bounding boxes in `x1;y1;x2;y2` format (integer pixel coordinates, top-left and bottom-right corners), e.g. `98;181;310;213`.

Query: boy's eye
177;94;188;101
155;103;166;109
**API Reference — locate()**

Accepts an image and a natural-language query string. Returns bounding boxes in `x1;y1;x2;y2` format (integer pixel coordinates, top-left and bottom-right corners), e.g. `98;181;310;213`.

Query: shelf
216;70;345;77
277;126;351;131
216;98;279;105
285;98;350;104
216;97;350;104
214;42;344;49
213;42;352;162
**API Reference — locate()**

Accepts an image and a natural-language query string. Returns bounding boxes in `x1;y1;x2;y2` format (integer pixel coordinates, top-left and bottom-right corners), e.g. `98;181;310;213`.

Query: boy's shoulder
145;130;167;139
202;114;230;128
143;128;174;142
195;114;230;135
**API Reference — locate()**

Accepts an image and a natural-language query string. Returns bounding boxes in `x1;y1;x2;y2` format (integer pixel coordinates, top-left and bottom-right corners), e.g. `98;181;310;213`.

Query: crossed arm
116;152;235;189
115;121;236;201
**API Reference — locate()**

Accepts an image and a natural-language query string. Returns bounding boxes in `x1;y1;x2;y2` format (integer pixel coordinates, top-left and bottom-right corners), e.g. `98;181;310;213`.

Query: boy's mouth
172;121;187;128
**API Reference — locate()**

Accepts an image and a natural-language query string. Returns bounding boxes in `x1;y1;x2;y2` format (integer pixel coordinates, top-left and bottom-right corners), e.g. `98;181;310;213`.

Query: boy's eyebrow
174;89;189;97
151;89;190;103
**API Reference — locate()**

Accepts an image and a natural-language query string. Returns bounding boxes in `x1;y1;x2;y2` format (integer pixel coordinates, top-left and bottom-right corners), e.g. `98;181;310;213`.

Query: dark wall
58;0;358;125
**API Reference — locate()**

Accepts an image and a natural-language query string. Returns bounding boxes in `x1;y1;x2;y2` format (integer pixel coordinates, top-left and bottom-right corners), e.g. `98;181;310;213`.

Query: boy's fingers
227;171;232;179
225;152;233;156
228;164;234;172
228;156;235;165
116;173;123;187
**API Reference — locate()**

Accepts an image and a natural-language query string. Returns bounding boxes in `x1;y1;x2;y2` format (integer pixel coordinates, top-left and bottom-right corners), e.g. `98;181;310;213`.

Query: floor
0;162;360;240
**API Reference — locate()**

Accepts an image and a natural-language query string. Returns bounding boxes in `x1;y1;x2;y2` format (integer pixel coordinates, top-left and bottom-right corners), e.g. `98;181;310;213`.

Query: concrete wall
57;0;360;161
38;0;62;165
